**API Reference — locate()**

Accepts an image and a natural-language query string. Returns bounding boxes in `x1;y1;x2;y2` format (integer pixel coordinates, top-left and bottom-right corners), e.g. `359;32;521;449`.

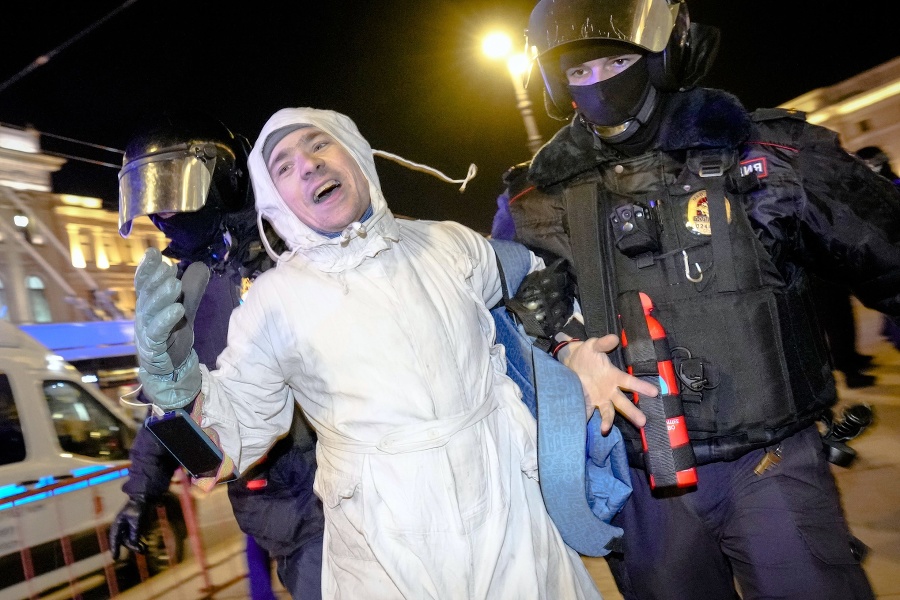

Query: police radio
620;292;698;489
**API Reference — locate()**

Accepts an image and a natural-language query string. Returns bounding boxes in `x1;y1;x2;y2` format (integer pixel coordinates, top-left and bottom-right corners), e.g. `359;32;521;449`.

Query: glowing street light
482;32;543;156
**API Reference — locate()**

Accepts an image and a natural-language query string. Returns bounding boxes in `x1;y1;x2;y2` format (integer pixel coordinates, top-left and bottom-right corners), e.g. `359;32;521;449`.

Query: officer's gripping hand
559;334;656;434
108;495;153;560
134;248;208;410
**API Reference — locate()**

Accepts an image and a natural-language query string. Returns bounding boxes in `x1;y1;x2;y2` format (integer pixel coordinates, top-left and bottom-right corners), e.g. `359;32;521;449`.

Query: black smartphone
144;408;224;478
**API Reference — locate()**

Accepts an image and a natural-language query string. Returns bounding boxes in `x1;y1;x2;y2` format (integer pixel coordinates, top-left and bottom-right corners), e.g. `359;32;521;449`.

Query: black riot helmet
117;109;252;238
527;0;718;129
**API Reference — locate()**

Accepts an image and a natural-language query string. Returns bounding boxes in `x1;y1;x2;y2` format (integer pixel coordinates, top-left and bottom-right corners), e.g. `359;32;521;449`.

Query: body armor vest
564;128;836;466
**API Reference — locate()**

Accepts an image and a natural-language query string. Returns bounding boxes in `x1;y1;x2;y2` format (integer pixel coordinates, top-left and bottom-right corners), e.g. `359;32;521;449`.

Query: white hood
248;107;400;272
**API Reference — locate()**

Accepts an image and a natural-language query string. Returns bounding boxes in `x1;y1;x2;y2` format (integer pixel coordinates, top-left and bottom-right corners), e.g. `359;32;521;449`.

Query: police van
17;320;143;424
0;320;235;599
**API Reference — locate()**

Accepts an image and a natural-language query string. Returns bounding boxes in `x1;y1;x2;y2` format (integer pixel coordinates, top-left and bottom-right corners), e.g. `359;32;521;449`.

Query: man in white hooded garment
133;107;657;599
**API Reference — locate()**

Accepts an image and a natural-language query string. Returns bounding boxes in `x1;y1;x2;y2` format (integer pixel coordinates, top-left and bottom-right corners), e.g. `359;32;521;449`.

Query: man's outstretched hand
559;334;657;434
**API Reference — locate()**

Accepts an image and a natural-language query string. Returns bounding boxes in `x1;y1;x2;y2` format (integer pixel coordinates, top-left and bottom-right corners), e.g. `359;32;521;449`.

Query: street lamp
482;32;544;156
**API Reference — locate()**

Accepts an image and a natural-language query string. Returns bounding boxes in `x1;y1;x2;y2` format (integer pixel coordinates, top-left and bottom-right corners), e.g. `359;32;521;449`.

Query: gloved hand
134;248;209;409
507;257;576;343
108;495;154;559
167;260;210;369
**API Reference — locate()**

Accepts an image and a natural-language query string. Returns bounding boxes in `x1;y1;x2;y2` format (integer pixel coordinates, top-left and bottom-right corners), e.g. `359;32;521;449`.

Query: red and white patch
740;156;768;178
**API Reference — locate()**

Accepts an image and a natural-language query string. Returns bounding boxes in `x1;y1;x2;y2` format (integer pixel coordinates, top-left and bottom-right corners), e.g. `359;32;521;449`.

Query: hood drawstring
340;221;368;243
373;150;478;192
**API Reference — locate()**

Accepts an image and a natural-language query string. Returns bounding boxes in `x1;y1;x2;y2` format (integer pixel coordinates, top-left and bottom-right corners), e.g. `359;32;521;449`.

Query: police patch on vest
685;190;732;236
740;157;768;178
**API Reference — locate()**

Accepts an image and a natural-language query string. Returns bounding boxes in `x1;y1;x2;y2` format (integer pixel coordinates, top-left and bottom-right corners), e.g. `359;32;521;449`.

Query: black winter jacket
504;87;900;464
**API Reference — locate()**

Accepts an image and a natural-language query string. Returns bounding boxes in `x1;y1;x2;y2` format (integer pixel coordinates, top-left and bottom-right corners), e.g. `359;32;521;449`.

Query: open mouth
314;180;341;204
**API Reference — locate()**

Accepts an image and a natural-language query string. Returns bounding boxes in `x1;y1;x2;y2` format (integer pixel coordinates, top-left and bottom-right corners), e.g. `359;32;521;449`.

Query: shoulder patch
751;107;807;123
740;156;768;178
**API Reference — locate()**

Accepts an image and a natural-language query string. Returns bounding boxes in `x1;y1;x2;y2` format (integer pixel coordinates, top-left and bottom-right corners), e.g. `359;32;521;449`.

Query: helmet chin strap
584;85;659;143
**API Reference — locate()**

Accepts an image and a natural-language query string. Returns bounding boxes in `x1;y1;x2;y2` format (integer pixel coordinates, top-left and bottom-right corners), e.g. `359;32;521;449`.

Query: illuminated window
0;278;8;321
115;236;135;265
25;275;52;323
0;374;26;466
115;286;137;316
78;229;95;265
43;380;133;460
127;236;146;264
103;233;121;265
93;229;110;269
66;224;87;268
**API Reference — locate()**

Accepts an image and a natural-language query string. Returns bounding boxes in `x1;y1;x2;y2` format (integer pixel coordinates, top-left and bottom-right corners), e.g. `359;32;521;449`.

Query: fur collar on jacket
528;87;753;188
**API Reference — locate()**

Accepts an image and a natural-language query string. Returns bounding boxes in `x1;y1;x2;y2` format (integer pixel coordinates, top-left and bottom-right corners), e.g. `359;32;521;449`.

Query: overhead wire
0;121;124;169
0;0;142;96
40;150;121;170
0;1;139;169
39;129;124;155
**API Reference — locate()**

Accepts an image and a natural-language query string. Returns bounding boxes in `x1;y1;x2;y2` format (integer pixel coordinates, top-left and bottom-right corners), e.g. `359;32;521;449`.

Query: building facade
780;55;900;169
0;124;166;325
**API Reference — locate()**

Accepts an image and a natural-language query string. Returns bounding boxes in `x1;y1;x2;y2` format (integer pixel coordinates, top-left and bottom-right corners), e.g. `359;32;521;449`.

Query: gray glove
134;248;209;410
167;260;210;369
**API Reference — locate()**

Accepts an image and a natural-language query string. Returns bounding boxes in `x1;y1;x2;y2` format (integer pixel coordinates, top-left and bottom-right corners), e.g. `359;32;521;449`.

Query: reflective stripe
0;466;128;512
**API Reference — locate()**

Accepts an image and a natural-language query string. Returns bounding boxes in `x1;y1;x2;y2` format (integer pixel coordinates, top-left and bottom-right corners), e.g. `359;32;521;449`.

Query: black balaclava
561;45;658;146
566;58;652;128
150;202;226;265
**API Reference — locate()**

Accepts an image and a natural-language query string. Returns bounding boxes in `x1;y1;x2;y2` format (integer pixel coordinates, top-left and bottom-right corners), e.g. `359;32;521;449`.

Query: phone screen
145;409;223;478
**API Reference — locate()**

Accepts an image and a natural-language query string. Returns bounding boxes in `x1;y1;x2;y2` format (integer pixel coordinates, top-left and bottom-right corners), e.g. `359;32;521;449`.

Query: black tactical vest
561;121;836;466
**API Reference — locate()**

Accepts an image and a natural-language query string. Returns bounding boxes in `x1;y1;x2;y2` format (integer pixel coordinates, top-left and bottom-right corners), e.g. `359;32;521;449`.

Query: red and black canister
620;292;697;488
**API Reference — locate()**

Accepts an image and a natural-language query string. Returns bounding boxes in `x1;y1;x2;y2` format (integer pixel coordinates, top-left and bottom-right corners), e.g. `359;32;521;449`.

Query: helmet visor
528;0;680;58
118;148;216;237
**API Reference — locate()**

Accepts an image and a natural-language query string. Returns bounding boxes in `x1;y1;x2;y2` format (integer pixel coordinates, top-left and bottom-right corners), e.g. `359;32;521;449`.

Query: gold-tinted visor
118;148;216;237
528;0;680;58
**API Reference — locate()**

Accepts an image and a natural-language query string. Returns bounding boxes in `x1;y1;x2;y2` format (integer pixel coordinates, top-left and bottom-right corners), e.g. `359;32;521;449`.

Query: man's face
266;126;371;233
564;54;643;86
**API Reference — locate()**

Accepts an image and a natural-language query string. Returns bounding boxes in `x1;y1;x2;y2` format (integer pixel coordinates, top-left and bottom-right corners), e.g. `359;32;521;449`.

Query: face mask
150;204;225;261
567;59;652;128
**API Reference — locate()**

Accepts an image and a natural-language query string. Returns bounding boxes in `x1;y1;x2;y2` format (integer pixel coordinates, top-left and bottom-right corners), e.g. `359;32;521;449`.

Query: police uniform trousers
606;426;874;600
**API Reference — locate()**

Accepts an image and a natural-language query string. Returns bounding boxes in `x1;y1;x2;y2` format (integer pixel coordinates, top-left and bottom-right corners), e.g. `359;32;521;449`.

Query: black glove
108;495;154;560
506;257;576;346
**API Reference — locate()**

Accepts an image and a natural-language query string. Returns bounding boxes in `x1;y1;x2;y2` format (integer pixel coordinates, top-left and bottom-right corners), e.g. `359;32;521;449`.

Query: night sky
1;1;896;234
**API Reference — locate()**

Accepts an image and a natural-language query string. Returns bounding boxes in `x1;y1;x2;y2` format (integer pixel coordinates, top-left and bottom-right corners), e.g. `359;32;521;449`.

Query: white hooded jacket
197;108;601;599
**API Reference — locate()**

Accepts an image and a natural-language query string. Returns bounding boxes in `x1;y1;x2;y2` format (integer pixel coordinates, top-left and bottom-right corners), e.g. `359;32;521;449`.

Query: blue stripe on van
0;467;128;512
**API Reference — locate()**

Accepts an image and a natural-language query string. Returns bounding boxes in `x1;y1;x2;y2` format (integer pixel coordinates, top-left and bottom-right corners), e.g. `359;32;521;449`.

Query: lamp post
483;32;544;156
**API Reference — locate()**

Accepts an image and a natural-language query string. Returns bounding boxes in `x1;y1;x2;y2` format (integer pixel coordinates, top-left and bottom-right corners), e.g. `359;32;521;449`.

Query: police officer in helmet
496;1;900;598
112;109;324;599
528;0;719;146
